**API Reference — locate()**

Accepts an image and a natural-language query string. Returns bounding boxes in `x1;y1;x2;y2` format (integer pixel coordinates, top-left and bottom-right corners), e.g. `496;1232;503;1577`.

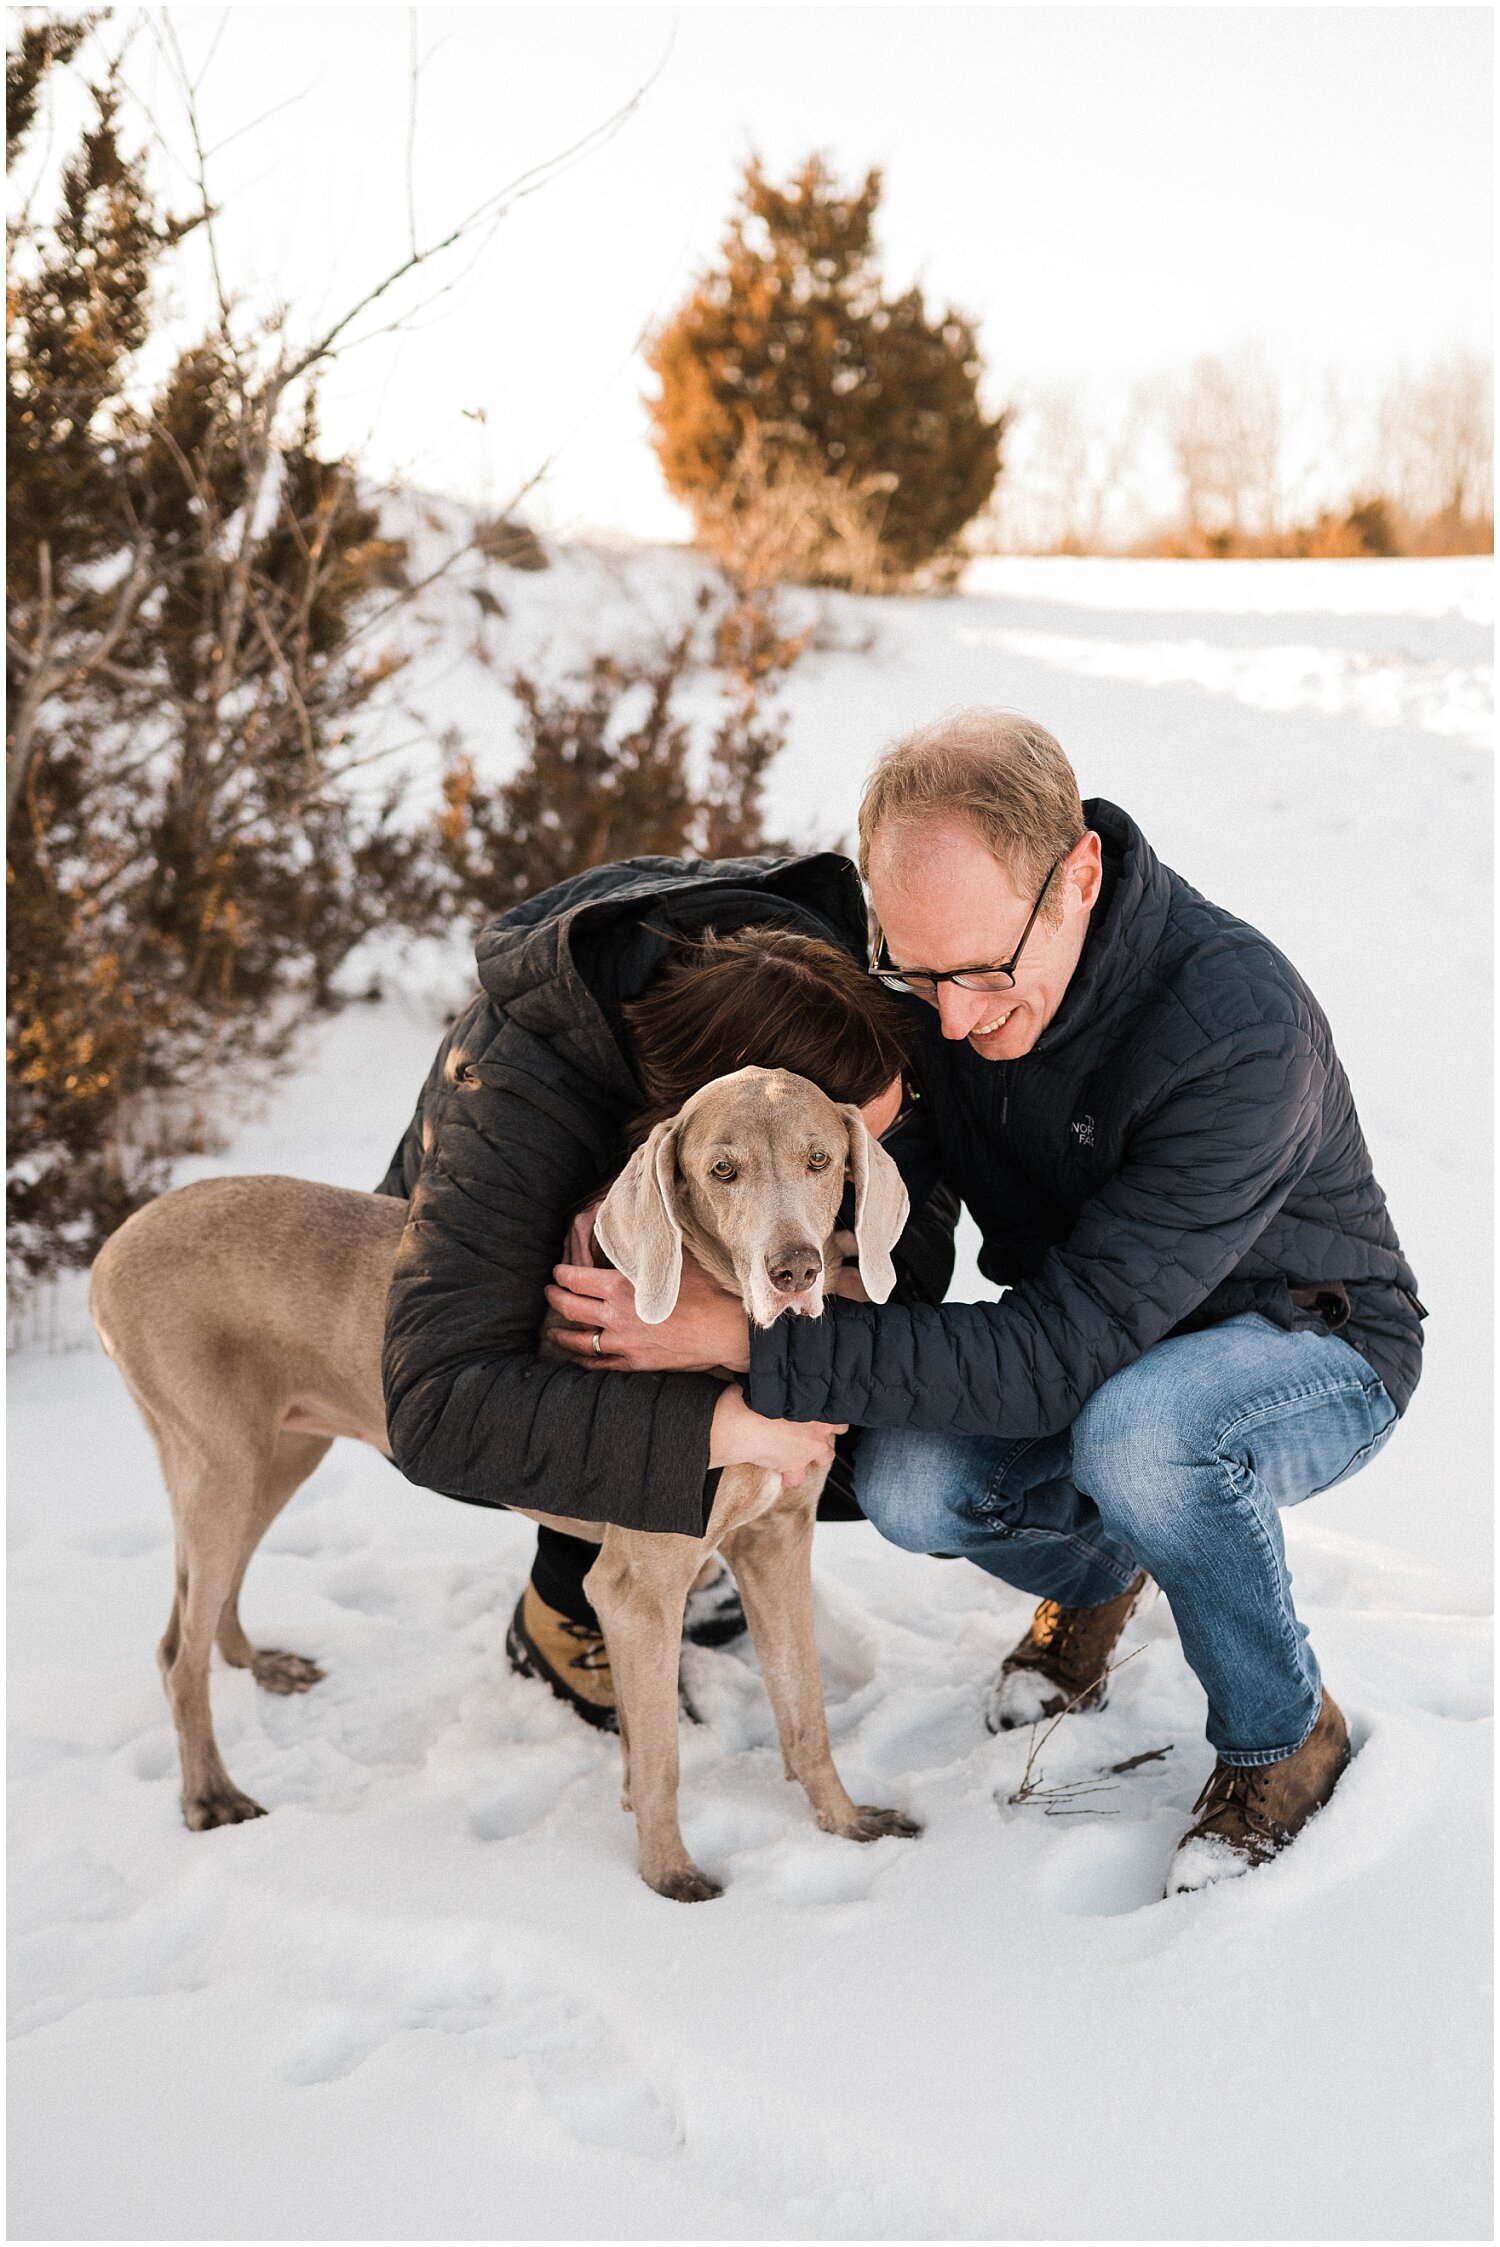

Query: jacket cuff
747;1307;844;1421
634;1373;726;1534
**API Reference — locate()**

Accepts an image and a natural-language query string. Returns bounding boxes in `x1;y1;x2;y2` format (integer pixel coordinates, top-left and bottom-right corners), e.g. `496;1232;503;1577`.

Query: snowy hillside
8;549;1492;2241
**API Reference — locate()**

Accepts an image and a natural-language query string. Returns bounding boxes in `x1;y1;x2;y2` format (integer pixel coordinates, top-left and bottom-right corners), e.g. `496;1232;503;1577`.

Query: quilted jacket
746;799;1424;1439
376;853;957;1536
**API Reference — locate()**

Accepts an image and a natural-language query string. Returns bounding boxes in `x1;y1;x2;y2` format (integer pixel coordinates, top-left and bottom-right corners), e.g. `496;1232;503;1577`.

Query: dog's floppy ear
838;1108;910;1305
594;1119;685;1323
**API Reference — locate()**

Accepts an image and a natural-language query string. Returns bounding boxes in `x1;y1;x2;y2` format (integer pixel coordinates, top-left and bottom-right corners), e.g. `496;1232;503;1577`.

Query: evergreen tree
646;155;1005;587
6;23;415;1284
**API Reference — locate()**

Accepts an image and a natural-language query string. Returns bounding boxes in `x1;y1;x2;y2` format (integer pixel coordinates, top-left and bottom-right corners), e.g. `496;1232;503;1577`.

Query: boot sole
988;1676;1110;1734
681;1602;749;1649
505;1616;619;1732
505;1617;704;1730
987;1572;1151;1734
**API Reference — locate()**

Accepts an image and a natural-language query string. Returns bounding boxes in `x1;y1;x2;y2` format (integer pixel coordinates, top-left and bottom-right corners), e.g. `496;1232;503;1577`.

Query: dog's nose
766;1242;821;1294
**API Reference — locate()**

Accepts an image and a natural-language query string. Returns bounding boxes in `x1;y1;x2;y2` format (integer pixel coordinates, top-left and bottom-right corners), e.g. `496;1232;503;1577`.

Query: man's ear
594;1120;684;1323
1068;829;1104;914
838;1107;910;1304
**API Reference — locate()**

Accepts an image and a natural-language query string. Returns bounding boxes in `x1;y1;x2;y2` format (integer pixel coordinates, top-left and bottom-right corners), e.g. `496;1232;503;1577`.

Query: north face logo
1071;1114;1095;1148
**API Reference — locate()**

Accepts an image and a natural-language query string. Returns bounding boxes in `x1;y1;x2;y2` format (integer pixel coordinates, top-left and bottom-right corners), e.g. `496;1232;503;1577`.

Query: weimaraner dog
90;1066;922;1899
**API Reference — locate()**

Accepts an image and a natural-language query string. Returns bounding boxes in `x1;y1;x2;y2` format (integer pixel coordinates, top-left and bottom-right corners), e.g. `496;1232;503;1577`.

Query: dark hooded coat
376;854;956;1538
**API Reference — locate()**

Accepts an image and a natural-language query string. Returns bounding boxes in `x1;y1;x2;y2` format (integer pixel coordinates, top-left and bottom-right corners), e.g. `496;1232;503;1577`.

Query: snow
8;551;1492;2241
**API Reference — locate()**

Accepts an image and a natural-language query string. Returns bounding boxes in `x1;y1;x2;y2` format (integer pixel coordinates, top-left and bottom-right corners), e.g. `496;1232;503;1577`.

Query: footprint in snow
10;1850;136;1934
74;1521;169;1559
261;1511;370;1560
316;1559;415;1619
283;1982;681;2159
9;1732;89;1779
680;1792;788;1868
851;1685;975;1778
494;1997;682;2158
446;1573;511;1630
762;1837;888;1907
318;1687;453;1772
128;1728;178;1783
809;1593;879;1701
1040;1812;1184;1918
468;1742;596;1840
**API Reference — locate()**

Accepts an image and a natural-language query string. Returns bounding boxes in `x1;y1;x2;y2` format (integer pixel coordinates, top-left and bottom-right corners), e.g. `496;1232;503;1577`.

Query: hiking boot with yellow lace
506;1584;618;1731
985;1570;1149;1733
1168;1690;1350;1895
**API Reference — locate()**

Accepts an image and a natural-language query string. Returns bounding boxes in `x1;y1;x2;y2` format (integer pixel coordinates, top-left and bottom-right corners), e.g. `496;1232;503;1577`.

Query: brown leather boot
986;1570;1149;1733
506;1584;618;1731
1168;1690;1350;1894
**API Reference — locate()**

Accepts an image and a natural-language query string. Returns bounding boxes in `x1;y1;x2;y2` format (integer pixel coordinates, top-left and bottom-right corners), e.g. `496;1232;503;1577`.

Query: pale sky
61;5;1497;537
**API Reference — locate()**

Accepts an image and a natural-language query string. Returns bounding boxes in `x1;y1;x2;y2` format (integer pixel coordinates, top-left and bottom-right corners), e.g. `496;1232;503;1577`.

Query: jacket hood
470;851;872;1102
1032;799;1175;1056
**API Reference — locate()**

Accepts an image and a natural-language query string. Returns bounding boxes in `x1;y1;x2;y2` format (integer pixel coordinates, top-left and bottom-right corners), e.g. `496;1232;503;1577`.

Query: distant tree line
985;347;1493;559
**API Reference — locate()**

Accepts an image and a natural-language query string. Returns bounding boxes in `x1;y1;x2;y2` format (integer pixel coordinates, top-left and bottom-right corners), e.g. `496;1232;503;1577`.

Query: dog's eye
808;1148;830;1169
709;1157;737;1182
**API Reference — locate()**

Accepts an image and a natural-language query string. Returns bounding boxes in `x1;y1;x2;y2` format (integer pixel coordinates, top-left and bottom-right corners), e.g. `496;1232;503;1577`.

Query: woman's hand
547;1250;751;1373
827;1229;872;1302
709;1387;847;1490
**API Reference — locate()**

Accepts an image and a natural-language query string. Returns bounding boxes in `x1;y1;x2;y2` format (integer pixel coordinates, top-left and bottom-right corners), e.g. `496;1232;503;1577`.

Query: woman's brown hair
621;925;911;1142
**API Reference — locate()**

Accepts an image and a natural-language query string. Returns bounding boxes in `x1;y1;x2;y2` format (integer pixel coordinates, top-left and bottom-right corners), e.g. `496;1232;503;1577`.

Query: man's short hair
858;709;1086;910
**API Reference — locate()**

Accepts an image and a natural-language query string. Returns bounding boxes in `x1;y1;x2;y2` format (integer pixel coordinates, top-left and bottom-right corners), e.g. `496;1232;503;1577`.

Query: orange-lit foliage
647;156;1005;590
434;585;807;919
6;30;418;1284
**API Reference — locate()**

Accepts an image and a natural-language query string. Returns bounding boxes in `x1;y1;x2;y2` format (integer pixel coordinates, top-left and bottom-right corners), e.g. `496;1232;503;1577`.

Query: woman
375;849;956;1727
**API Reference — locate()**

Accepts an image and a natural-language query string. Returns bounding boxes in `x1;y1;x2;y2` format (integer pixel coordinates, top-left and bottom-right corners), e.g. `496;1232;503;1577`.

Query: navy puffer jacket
747;800;1423;1437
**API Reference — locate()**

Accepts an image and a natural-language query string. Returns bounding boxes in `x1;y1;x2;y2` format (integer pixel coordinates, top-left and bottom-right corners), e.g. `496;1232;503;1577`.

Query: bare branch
1005;1646;1147;1808
382;432;560;603
276;46;669;392
405;7;421;263
241;572;318;774
203;76;320;165
191;9;231;95
7;541;155;825
155;13;236;354
5;541;56;827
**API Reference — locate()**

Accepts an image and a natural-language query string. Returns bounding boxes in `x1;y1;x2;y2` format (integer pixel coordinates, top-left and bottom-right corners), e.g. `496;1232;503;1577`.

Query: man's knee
853;1429;988;1555
1071;1359;1223;1544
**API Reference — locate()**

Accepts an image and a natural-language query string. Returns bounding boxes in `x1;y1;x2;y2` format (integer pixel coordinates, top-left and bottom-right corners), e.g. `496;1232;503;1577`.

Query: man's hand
547;1249;752;1373
709;1387;847;1490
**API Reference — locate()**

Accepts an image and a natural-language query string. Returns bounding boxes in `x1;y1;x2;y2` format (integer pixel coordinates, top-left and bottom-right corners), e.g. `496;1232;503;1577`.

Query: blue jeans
854;1314;1398;1765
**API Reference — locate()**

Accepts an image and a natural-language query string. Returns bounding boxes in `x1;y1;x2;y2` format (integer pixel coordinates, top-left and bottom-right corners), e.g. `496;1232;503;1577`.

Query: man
550;710;1424;1894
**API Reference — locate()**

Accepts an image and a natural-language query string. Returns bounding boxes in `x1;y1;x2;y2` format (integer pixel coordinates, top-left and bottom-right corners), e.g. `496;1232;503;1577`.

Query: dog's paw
182;1785;266;1830
252;1649;325;1695
647;1864;724;1903
840;1804;923;1843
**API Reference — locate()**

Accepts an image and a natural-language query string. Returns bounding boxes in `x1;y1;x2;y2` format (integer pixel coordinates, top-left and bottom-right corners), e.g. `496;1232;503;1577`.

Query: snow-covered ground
8;551;1492;2241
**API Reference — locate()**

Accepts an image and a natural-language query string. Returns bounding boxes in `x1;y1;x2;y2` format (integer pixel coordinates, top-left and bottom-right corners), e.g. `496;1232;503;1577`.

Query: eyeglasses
877;1076;918;1142
869;857;1064;1002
